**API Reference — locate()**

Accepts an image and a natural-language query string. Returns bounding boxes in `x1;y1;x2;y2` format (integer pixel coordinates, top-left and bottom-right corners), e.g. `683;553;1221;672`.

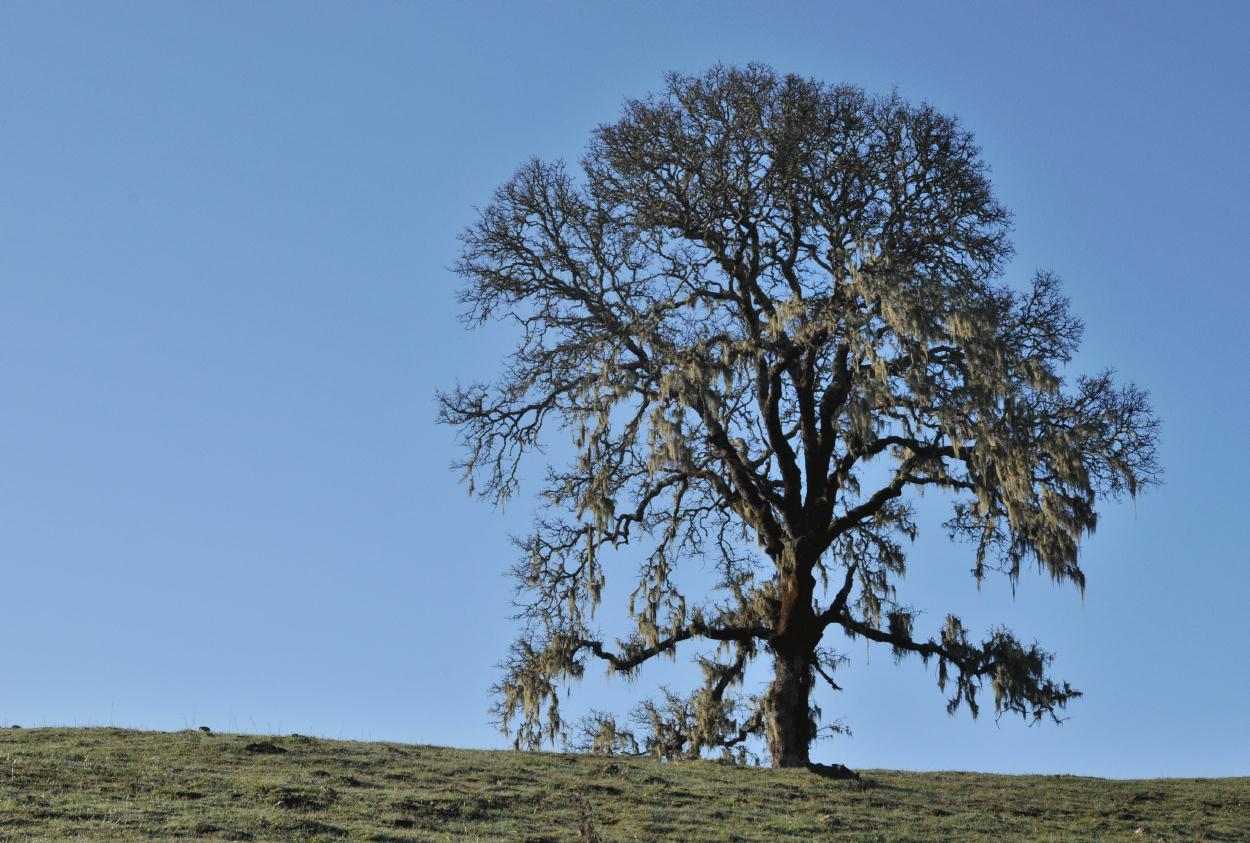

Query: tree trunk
767;557;820;768
765;645;815;767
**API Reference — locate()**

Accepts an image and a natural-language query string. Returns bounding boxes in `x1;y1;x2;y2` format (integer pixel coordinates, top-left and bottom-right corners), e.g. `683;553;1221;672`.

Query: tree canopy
439;65;1160;769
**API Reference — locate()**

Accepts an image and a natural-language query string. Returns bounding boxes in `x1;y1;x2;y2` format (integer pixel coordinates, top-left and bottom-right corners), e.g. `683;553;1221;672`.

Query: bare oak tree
439;65;1159;770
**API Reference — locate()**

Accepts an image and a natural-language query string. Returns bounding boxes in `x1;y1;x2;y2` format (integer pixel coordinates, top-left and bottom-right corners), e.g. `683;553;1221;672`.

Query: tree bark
765;556;822;768
765;643;815;767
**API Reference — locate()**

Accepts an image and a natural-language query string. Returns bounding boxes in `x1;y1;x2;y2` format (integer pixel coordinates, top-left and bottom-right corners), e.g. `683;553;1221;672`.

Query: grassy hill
0;727;1245;841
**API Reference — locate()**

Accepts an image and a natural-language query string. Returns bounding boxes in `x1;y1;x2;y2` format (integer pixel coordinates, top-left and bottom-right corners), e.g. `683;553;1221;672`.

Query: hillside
0;727;1244;841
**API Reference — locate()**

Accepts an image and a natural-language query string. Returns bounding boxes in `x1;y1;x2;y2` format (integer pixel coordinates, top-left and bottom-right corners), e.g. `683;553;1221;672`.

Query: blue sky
1;2;1246;778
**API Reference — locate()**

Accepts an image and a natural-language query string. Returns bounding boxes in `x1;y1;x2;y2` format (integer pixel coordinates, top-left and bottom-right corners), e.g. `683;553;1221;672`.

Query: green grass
0;727;1244;841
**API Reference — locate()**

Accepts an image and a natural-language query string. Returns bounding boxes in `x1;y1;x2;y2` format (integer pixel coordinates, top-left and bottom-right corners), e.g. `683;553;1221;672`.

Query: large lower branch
833;611;953;663
824;609;1080;721
578;621;769;674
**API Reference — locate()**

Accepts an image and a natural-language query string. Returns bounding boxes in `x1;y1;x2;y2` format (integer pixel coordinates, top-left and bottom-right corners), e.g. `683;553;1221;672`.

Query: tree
439;65;1160;770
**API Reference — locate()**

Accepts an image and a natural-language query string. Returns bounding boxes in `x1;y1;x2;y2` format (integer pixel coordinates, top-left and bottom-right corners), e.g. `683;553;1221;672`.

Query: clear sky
2;2;1247;778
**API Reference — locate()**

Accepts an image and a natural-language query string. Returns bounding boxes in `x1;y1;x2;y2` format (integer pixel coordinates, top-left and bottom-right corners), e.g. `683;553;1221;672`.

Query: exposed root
806;762;860;780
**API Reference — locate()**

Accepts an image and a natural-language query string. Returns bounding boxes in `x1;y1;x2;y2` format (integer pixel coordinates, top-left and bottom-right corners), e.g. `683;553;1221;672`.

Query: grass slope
0;727;1245;841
